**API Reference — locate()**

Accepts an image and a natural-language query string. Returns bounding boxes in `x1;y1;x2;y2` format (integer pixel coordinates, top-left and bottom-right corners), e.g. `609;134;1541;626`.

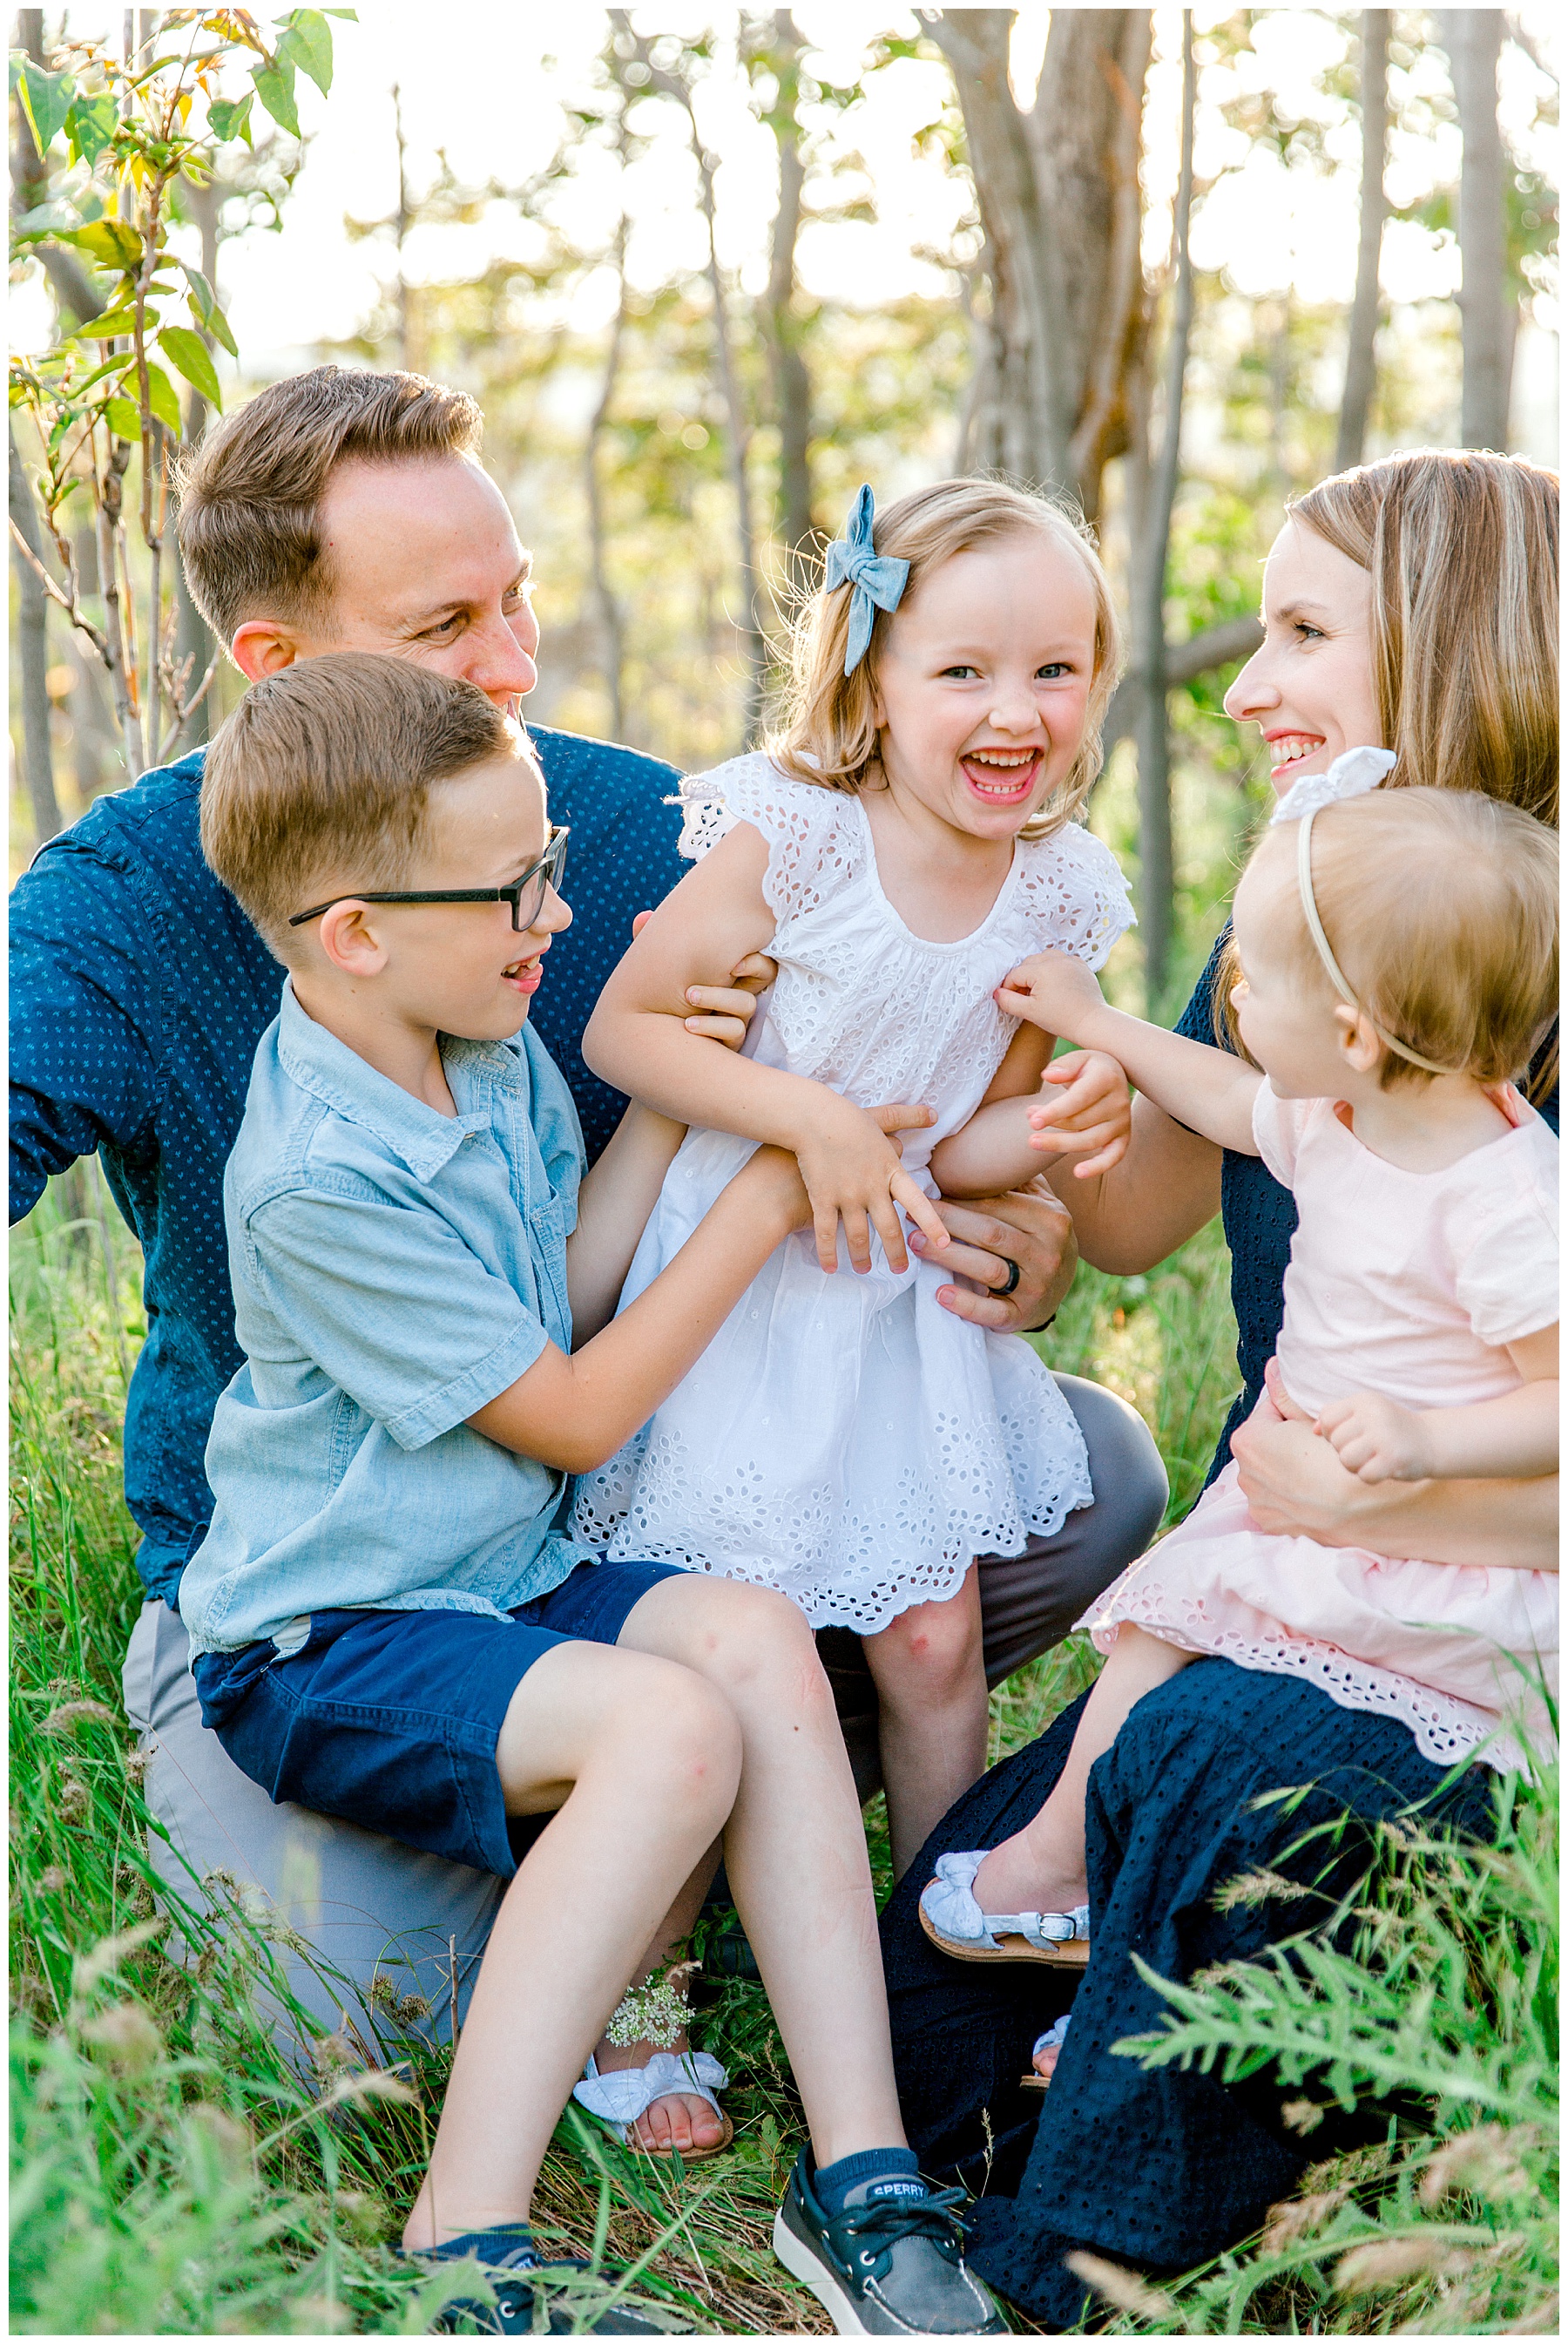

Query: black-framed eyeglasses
288;826;570;932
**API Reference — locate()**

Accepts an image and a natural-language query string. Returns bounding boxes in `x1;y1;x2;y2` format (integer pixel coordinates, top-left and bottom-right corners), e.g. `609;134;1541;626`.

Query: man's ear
1332;1000;1383;1075
231;619;307;684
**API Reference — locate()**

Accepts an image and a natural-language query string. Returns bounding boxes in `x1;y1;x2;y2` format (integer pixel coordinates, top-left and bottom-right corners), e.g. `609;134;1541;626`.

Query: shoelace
835;2183;970;2257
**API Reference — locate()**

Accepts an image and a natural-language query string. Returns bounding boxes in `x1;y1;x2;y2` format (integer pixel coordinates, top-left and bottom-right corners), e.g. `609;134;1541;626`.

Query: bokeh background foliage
9;4;1559;2334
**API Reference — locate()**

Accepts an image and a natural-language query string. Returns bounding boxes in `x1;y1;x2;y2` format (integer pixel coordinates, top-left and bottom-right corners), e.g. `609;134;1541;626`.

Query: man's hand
915;1179;1078;1333
1027;1050;1132;1179
631;913;775;1050
794;1094;946;1275
994;949;1110;1048
1315;1388;1432;1483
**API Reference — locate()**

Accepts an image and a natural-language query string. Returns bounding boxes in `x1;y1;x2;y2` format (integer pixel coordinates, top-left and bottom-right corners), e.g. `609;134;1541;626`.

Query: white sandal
919;1851;1091;1968
572;2049;733;2160
1021;2014;1071;2092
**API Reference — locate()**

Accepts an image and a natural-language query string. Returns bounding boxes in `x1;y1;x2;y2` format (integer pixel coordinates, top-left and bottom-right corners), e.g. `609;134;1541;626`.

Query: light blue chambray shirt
179;984;601;1658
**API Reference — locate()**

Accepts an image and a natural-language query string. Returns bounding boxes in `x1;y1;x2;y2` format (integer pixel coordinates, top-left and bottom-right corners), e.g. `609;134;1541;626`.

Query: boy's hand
1315;1389;1434;1483
630;911;776;1050
994;949;1110;1046
1026;1050;1132;1178
792;1095;946;1276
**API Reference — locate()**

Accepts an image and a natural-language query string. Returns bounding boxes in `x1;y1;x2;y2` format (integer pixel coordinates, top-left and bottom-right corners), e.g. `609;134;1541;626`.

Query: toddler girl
921;755;1558;2029
573;480;1138;1875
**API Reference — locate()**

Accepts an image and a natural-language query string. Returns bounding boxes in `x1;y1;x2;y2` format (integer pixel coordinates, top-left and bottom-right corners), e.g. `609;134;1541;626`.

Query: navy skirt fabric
882;1657;1499;2328
194;1557;683;1879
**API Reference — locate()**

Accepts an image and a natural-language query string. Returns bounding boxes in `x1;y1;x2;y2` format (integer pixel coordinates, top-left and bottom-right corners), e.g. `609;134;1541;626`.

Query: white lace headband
1269;746;1459;1077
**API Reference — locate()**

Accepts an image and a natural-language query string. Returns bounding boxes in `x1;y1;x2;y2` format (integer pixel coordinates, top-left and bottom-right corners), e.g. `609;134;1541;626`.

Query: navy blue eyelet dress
881;930;1557;2328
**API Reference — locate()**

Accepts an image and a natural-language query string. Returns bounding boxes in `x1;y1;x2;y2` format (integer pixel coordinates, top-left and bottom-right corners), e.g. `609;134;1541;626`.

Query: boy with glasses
181;650;1002;2336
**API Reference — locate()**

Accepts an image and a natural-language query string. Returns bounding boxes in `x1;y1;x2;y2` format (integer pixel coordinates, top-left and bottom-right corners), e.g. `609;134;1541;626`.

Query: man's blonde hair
767;478;1123;837
1246;788;1558;1091
177;365;483;642
201;654;520;954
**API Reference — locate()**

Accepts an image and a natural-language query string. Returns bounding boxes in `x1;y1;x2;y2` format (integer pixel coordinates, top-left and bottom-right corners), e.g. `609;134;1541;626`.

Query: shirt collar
275;982;524;1182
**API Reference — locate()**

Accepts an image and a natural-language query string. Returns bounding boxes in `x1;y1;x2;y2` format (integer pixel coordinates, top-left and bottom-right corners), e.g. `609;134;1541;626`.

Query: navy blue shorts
193;1557;685;1878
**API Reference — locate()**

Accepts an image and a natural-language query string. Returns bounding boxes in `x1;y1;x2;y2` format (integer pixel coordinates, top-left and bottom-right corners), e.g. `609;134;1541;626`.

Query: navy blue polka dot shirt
9;727;685;1606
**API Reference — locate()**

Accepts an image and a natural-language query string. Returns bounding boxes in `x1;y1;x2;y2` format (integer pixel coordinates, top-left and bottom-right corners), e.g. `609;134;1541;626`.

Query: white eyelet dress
571;755;1136;1634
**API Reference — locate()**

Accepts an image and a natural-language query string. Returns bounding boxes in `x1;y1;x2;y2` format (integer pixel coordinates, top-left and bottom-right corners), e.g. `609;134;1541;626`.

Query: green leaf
143;361;184;436
251;58;300;137
207;91;253;146
102;395;141;440
65;217;144;273
71;305;142;338
274;11;335;97
17;61;75;154
178;263;240;356
64;89;118;167
157;325;222;409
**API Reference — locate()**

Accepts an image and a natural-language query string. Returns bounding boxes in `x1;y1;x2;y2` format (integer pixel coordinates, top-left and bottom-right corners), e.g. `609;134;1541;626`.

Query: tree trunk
1440;10;1510;450
585;217;630;744
1335;10;1389;472
930;9;1153;519
10;424;63;845
761;10;814;594
1132;11;1195;1005
173;173;219;747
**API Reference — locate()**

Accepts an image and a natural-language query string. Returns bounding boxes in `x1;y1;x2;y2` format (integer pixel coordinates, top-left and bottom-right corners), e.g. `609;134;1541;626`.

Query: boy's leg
971;1626;1190;1916
617;1577;907;2162
405;1639;740;2246
862;1570;990;1881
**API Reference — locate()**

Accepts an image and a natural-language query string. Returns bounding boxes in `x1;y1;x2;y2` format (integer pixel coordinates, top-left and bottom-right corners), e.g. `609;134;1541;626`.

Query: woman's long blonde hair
1218;449;1559;1089
767;477;1124;839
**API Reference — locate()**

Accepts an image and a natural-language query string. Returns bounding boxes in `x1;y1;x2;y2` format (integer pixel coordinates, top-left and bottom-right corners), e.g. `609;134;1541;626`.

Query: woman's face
1224;521;1382;795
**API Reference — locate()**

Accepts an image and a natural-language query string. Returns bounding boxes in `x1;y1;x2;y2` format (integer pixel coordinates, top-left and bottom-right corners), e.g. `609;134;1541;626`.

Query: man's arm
1046;1091;1223;1276
10;840;164;1221
915;1181;1080;1334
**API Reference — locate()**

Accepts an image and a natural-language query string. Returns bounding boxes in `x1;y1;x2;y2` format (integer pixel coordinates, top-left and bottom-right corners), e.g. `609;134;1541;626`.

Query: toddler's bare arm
1316;1324;1558;1487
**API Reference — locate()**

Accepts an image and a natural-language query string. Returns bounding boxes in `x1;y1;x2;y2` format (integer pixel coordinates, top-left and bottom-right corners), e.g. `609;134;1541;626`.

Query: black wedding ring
995;1255;1022;1297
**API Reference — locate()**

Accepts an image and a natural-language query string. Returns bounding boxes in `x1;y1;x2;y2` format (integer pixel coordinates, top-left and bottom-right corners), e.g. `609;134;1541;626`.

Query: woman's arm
1315;1325;1558;1483
1232;1394;1559;1571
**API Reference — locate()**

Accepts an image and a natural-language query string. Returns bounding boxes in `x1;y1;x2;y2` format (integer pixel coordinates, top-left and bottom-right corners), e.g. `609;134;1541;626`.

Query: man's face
239;456;540;713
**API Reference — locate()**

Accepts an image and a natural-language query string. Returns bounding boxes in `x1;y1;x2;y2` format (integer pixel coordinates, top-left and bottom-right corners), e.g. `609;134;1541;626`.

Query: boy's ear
315;901;389;979
1332;1001;1383;1075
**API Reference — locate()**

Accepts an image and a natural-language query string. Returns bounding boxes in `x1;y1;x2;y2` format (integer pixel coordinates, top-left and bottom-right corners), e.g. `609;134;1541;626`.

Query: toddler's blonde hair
767;478;1123;838
1247;787;1558;1091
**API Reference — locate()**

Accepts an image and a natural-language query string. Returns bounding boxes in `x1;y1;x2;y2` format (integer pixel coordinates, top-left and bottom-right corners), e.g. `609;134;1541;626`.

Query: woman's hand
1230;1376;1387;1540
915;1179;1078;1333
1027;1050;1132;1178
995;950;1111;1048
793;1095;946;1275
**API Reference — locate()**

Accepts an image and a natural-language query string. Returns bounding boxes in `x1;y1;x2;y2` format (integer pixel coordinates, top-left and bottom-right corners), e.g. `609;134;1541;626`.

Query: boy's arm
471;1108;918;1472
565;1101;688;1343
583;823;944;1273
995;949;1264;1157
1314;1325;1559;1485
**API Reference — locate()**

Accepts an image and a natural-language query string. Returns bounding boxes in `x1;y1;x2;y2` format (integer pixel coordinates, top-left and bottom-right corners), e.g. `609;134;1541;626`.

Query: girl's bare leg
619;1576;909;2165
972;1626;1191;1915
402;1643;740;2250
863;1570;990;1880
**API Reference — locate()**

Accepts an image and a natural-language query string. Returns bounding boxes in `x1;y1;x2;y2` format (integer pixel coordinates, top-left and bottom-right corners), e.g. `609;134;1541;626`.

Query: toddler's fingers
868;1192;909;1277
892;1172;950;1250
1069;1133;1131;1178
992;983;1038;1021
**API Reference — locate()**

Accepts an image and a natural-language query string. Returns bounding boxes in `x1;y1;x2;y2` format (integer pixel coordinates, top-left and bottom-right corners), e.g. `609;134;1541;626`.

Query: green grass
10;1169;1556;2333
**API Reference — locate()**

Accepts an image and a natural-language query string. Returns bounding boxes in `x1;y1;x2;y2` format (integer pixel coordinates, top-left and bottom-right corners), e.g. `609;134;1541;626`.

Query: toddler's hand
994;949;1108;1044
1315;1390;1433;1483
794;1097;946;1276
1026;1050;1132;1178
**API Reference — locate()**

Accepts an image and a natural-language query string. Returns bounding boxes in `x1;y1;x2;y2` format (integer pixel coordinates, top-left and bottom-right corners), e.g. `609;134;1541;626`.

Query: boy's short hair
201;654;519;953
176;365;483;642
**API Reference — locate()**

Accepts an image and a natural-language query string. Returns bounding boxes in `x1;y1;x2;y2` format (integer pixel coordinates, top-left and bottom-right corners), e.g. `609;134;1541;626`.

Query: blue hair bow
824;484;909;676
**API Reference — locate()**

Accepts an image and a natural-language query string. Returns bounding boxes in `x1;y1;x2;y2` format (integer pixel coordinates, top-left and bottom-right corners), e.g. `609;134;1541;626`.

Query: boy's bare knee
654;1575;820;1695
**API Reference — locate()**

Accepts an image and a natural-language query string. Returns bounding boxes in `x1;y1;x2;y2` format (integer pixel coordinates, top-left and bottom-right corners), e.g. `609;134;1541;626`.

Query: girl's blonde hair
1246;788;1558;1092
767;478;1123;838
1219;449;1559;1094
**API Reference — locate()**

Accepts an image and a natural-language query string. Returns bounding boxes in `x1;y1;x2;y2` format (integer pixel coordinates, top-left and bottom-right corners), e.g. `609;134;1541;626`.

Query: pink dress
1084;1087;1558;1771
